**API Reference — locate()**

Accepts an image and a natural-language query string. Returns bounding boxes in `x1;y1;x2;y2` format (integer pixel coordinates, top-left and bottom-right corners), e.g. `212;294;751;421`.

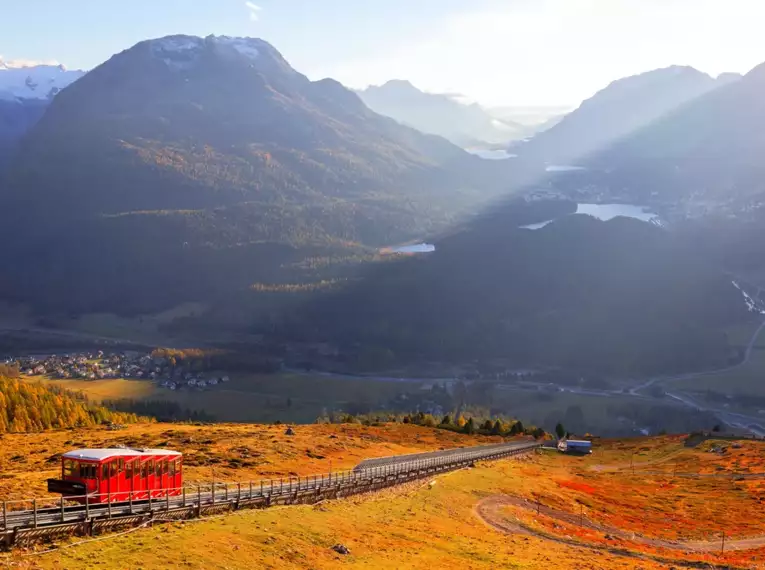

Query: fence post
166;487;170;511
60;496;65;524
85;492;90;520
108;493;112;519
260;480;264;496
249;481;253;499
225;483;229;502
237;482;241;505
197;486;202;518
33;498;38;529
3;501;6;531
212;482;216;504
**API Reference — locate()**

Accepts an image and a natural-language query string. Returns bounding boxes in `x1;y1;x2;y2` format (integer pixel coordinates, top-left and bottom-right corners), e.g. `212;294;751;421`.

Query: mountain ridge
358;79;529;146
516;65;736;165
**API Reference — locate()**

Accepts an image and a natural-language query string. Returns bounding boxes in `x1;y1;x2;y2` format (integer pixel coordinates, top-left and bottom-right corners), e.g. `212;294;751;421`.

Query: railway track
1;439;540;547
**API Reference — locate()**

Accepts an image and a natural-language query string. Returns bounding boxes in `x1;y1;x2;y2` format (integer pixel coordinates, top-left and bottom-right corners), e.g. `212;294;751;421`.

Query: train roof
62;448;182;461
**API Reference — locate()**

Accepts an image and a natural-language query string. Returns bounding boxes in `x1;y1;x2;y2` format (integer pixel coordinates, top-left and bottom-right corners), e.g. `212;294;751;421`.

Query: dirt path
475;495;760;569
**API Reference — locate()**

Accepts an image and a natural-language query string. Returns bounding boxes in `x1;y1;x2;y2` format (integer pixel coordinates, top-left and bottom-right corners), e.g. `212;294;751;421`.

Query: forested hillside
279;212;750;376
0;35;509;314
0;366;144;432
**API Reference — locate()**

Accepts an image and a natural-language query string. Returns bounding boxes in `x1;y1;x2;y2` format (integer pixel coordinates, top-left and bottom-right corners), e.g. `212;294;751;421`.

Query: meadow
24;372;427;424
3;428;765;569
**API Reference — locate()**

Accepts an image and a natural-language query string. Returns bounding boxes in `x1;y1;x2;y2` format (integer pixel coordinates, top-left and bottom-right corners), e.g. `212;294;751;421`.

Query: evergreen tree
463;417;476;435
441;414;453;426
491;419;503;435
555;423;566;439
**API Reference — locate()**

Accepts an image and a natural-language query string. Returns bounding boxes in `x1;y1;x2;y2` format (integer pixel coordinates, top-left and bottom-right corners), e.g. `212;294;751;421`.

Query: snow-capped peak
148;35;266;70
0;61;85;101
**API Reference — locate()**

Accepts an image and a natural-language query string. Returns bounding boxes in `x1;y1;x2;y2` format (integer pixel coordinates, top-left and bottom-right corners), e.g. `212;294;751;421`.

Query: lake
522;203;659;230
545;165;587;172
466;148;518;160
389;243;436;254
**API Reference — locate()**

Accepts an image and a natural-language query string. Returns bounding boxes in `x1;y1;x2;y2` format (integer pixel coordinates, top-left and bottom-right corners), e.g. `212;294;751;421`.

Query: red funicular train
47;448;183;504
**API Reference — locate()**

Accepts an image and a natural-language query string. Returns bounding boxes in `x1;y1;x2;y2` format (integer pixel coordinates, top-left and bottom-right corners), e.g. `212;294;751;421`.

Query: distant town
4;352;231;392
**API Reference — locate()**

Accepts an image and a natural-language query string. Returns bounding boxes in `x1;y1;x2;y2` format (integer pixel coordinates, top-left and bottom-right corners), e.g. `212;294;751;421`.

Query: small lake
522;203;659;230
466;148;518;160
388;243;436;254
545;164;587;172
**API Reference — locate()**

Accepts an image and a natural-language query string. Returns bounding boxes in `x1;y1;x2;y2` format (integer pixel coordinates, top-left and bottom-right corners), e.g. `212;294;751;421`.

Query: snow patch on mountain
149;35;263;70
149;36;204;70
210;36;261;60
0;61;84;101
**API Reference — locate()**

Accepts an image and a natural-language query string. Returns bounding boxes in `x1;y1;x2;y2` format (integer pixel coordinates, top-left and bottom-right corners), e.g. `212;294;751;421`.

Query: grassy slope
8;461;667;570
5;430;765;568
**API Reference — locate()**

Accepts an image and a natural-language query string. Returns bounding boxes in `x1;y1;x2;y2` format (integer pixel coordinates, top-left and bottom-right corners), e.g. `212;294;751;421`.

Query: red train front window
63;460;75;477
79;463;97;479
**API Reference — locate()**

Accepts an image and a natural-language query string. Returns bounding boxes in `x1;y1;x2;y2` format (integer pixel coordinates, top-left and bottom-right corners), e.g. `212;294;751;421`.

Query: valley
2;31;765;441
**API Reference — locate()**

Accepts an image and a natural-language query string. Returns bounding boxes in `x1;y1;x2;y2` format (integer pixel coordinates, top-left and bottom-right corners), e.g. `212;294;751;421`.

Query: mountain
358;80;528;146
0;60;84;101
282;207;750;376
516;66;735;165
0;61;85;163
582;62;765;206
0;35;505;314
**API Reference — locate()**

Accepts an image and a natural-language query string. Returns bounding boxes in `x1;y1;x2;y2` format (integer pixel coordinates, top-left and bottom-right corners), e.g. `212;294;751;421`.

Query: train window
110;462;118;477
125;461;133;477
144;460;152;478
118;459;124;472
102;464;109;479
155;460;162;477
63;460;75;477
169;461;175;477
80;464;96;479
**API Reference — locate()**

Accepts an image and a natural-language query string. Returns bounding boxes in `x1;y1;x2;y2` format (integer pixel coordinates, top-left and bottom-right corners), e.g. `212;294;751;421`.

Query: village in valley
6;352;231;392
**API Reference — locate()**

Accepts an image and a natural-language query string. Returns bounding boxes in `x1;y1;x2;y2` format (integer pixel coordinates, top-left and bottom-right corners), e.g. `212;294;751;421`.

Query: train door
168;457;176;495
145;458;156;498
99;460;118;502
125;457;140;501
154;457;164;497
175;457;183;492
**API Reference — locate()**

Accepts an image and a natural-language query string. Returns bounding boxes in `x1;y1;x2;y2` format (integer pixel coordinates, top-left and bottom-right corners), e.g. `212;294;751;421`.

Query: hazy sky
2;0;765;106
